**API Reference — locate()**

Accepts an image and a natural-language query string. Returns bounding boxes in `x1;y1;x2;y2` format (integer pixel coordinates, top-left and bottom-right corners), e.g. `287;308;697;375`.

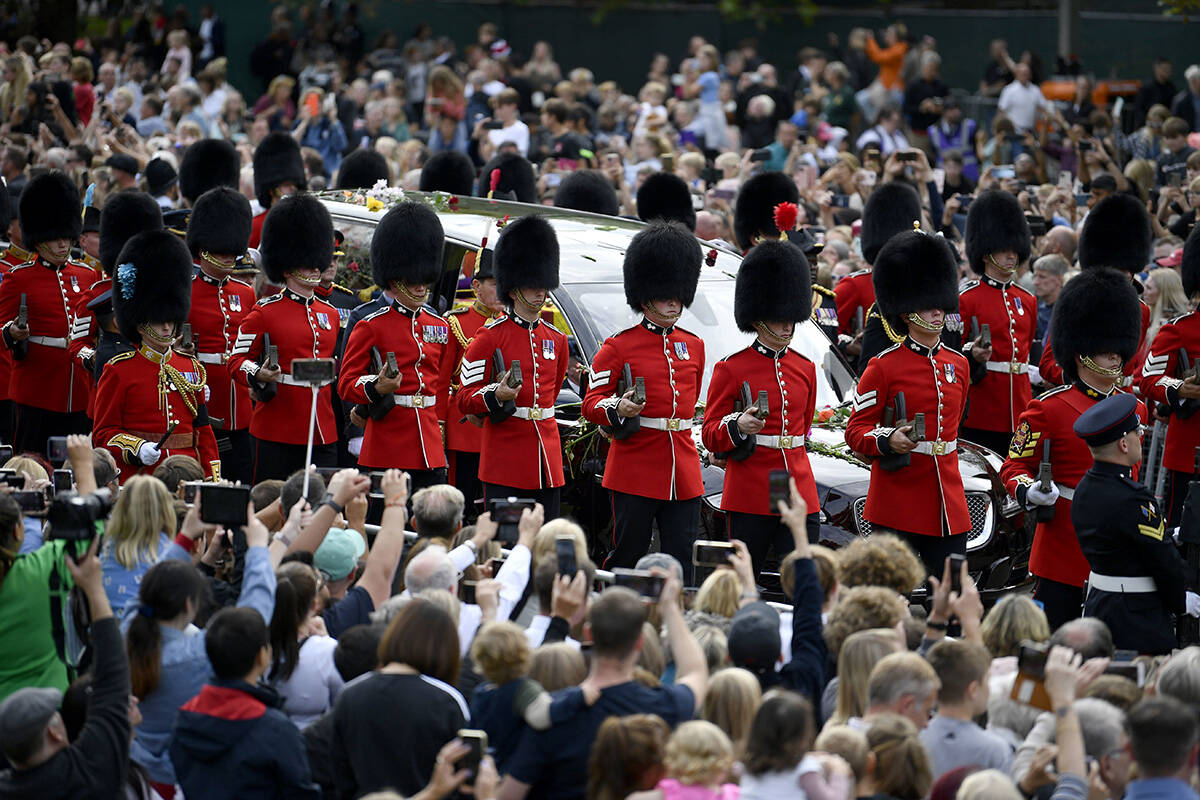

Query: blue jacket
171;679;320;799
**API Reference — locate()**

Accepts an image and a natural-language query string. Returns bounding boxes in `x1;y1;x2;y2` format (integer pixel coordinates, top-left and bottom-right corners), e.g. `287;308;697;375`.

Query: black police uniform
1072;393;1192;654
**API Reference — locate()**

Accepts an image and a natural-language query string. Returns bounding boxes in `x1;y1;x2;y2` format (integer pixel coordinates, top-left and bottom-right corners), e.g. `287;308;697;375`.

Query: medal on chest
542;339;555;360
228;294;242;312
69;275;79;292
315;312;332;331
945;363;956;382
674;341;690;360
423;324;448;344
944;313;963;333
1013;296;1024;315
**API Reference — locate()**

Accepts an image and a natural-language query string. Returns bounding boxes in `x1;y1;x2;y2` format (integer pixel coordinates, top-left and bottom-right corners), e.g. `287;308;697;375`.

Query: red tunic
845;337;972;536
0;256;97;412
436;303;497;454
701;341;820;515
1140;310;1200;473
1000;381;1147;587
188;269;256;432
1041;298;1150;387
93;345;221;482
228;289;340;446
248;210;266;249
834;269;875;336
958;276;1037;432
582;318;705;501
457;313;568;490
339;302;448;470
0;245;34;403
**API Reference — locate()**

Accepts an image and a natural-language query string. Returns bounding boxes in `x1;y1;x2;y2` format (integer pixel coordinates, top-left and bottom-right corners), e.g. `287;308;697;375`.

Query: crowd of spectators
0;6;1200;800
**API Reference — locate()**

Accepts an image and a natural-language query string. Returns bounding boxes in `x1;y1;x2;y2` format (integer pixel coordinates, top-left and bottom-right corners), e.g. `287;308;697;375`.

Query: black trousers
251;437;337;483
449;450;483;522
14;405;90;457
606;491;701;582
961;426;1015;458
880;528;969;580
1164;468;1196;529
727;510;820;581
1033;576;1083;631
215;428;253;485
483;482;561;523
0;399;15;447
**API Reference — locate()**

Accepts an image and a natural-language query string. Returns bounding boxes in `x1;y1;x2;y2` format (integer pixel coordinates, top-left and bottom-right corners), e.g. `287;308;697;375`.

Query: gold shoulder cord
868;303;904;344
158;357;208;417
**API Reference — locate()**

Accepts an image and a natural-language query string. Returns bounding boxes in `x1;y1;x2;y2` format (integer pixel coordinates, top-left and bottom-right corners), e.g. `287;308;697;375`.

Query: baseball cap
728;601;782;680
0;687;62;755
1157;247;1184;268
314;527;367;582
105;153;139;176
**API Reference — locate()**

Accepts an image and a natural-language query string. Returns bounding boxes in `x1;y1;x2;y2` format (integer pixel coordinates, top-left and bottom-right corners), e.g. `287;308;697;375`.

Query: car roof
317;190;743;285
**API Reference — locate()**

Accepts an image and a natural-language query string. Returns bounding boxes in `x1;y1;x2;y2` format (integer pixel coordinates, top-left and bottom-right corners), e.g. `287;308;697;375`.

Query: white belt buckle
667;418;681;431
530;407;542;420
931;441;947;456
413;395;425;408
1010;361;1022;374
779;435;794;448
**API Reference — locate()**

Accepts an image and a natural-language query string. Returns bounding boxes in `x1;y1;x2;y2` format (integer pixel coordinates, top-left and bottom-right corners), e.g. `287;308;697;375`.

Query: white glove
1026;482;1060;507
1187;591;1200;618
137;441;162;466
347;437;363;457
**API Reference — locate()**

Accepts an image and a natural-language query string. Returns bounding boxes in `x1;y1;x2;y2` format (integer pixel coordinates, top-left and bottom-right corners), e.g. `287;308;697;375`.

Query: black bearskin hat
260;194;333;284
252;132;307;209
965;190;1031;275
476;152;536;203
335;148;390;191
623;221;702;312
0;179;13;234
1078;193;1152;275
370;202;445;287
1184;225;1200;299
494;215;559;302
474;248;495;281
112;230;193;345
636;172;696;231
187;187;251;259
1051;267;1141;383
81;206;100;234
179;138;241;204
555;170;619;217
873;231;960;332
99;191;163;276
733;171;799;251
19;171;81;247
420;151;476;196
734;239;812;332
860;182;921;264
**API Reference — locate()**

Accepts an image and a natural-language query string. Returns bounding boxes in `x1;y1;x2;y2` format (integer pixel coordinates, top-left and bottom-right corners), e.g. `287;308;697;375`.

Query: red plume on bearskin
773;202;799;235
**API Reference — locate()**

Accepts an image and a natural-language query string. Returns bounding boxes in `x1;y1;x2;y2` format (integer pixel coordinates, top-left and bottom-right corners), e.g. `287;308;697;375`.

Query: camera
488;497;535;544
291;358;336;386
612;568;665;600
199;484;251;527
47;488;114;541
693;539;734;568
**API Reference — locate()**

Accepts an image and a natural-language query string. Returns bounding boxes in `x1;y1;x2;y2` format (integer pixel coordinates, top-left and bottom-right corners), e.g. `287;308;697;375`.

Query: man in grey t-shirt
920;639;1013;779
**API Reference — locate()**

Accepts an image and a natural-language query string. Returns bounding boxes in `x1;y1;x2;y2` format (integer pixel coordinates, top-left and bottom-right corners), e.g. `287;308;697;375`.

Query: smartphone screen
199;484;251;527
768;469;790;512
693;539;734;568
555;536;577;578
457;729;487;784
46;436;69;464
949;553;966;593
52;469;73;493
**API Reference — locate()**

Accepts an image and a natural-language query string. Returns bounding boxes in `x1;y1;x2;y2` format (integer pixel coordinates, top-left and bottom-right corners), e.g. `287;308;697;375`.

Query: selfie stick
302;385;318;501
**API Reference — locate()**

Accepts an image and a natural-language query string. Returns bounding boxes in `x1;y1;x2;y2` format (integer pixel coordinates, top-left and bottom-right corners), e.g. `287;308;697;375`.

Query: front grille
853;492;993;548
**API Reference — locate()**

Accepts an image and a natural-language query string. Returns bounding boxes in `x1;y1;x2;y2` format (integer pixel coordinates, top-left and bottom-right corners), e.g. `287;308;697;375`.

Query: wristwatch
321;493;345;515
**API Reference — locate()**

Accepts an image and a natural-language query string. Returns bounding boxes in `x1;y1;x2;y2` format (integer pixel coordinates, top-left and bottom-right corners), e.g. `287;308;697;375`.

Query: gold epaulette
107;350;136;365
813;285;836;299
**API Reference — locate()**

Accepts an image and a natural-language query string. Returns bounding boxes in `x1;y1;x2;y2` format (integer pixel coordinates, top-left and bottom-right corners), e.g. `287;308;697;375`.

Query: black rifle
880;391;911;471
488;348;517;423
1177;348;1200;420
364;347;397;421
607;363;640;440
1035;439;1056;523
250;333;278;402
11;293;28;360
853;306;865;335
720;382;758;462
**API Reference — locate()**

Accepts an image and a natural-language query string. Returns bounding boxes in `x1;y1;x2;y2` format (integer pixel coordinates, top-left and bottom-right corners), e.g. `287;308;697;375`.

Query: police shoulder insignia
1008;419;1040;459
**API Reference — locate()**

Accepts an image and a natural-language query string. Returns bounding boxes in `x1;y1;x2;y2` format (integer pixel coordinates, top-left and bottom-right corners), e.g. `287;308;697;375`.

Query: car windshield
564;280;853;409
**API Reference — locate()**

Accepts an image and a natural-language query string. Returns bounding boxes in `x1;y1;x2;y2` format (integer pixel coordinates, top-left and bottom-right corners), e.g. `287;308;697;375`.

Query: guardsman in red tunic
437;249;503;515
956;190;1036;455
702;238;821;578
583;221;705;575
69;192;164;416
1141;228;1200;528
340;202;449;487
248;132;307;249
458;215;568;518
94;230;220;481
845;230;972;577
76;206;102;273
1039;193;1154;387
229;194;339;481
1003;267;1145;628
0;171;97;452
185;186;257;484
0;180;19;442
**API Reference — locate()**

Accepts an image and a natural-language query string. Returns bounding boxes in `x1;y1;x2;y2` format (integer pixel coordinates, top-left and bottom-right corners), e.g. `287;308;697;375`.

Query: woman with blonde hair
101;475;177;616
692;569;742;619
955;768;1022;800
824;628;902;728
252;74;296;131
702;667;762;756
979;593;1050;658
4;455;48;485
865;714;932;800
1124;158;1156;202
1145;267;1192;344
0;55;32;118
587;714;670;800
628;720;739;800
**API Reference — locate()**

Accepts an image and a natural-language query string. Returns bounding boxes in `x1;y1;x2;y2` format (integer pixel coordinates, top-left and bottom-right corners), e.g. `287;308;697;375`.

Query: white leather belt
1056;483;1075;501
513;406;555;420
394;394;436;409
196;352;227;364
913;439;957;455
1088;572;1157;593
986;361;1029;374
277;373;306;387
29;336;67;349
755;434;806;449
641;417;693;431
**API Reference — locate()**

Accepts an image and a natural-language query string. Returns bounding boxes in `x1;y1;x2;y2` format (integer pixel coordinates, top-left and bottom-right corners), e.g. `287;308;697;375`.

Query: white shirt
456;543;532;657
524;614;581;650
855;125;909;155
270;634;345;729
998;80;1052;132
487;119;531;157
